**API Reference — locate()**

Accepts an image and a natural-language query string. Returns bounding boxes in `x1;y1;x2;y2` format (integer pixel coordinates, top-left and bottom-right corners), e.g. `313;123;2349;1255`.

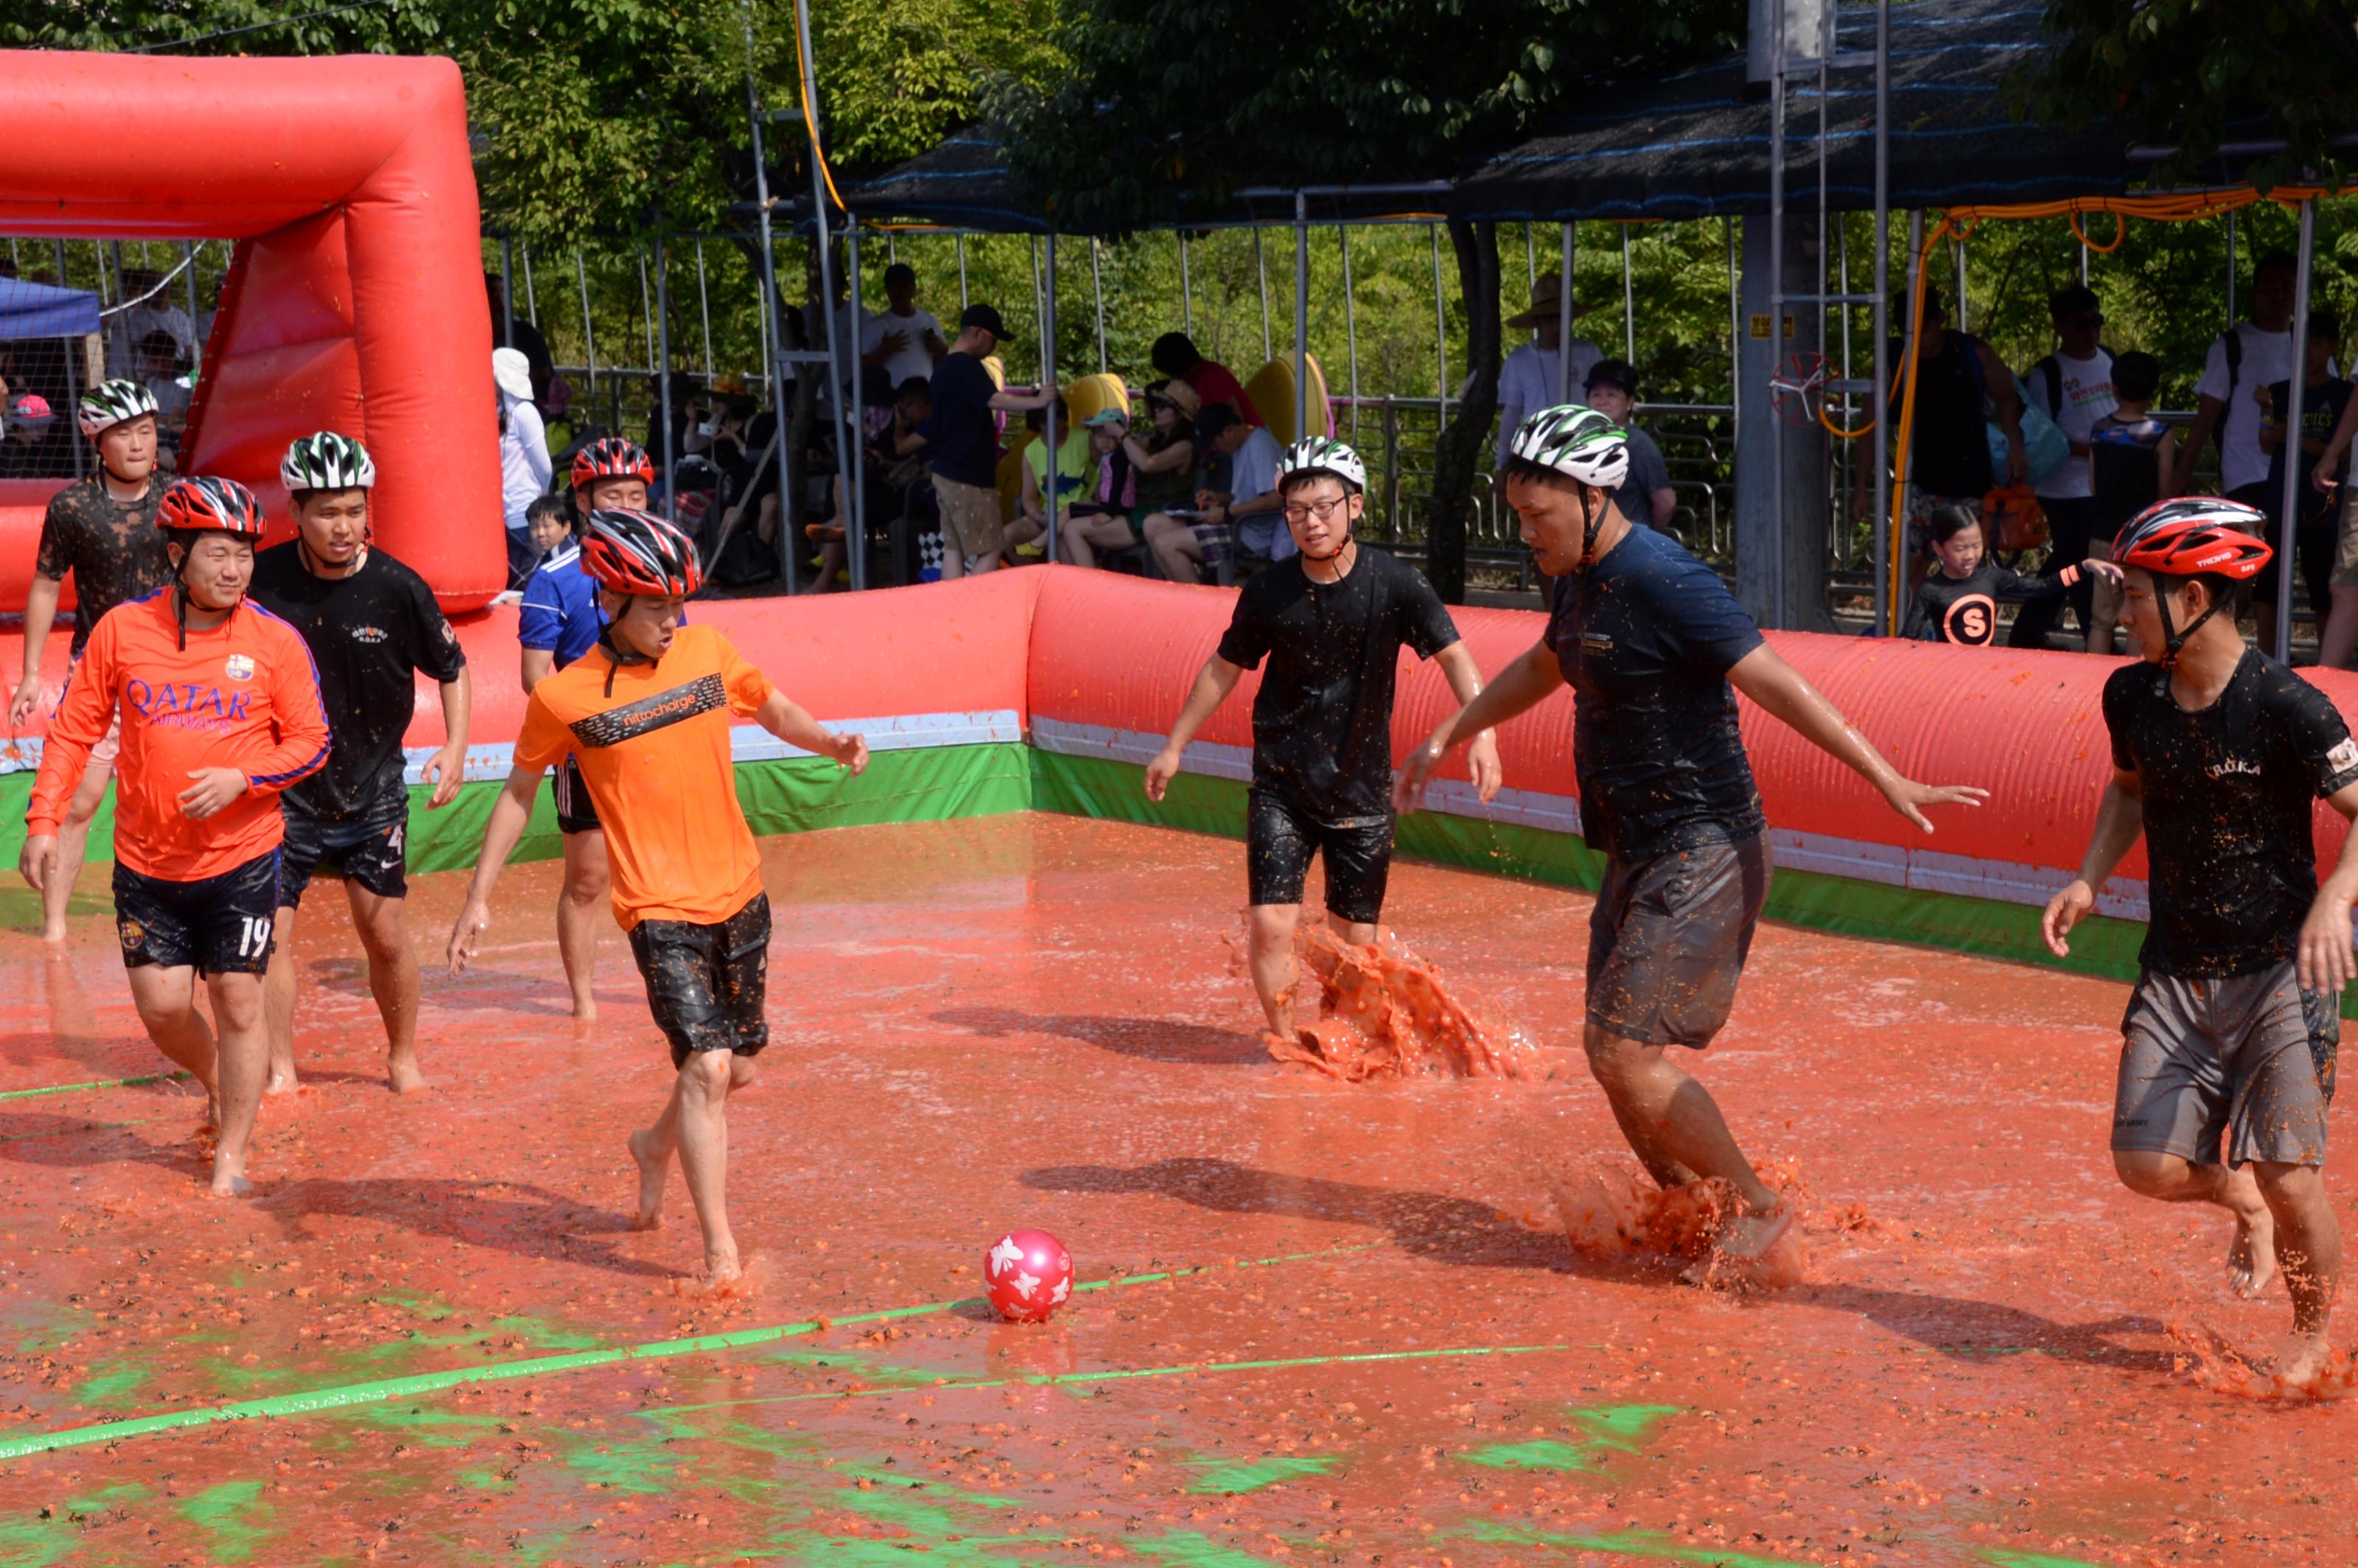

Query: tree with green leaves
2015;0;2358;196
989;0;1744;599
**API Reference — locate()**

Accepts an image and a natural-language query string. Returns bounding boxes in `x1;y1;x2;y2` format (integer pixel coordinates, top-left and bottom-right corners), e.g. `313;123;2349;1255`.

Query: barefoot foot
570;994;598;1022
626;1129;669;1231
387;1055;431;1095
209;1167;254;1198
2228;1204;2279;1300
2273;1329;2335;1390
1684;1204;1809;1291
674;1250;758;1299
264;1063;299;1097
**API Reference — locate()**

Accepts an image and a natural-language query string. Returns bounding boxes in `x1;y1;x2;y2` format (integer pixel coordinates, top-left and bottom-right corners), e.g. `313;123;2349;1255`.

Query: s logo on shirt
223;654;256;682
1943;595;1997;646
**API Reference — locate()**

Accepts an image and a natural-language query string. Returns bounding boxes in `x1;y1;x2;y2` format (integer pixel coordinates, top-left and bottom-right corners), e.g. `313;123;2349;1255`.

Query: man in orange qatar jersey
21;476;330;1198
447;509;867;1295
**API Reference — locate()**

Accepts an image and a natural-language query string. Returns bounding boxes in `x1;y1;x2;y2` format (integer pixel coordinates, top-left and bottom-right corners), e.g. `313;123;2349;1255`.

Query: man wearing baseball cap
1584;359;1676;531
897;304;1060;579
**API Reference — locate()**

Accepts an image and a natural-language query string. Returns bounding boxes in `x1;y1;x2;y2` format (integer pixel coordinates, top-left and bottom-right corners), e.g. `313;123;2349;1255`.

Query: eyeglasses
1282;496;1352;525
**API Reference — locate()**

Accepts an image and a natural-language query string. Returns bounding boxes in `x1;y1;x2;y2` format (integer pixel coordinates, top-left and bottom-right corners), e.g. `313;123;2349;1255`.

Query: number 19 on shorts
239;915;273;958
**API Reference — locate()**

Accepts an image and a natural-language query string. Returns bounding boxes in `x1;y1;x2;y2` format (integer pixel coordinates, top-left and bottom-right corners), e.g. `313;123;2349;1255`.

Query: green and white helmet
77;379;159;438
281;431;377;494
1274;435;1367;492
1505;405;1629;491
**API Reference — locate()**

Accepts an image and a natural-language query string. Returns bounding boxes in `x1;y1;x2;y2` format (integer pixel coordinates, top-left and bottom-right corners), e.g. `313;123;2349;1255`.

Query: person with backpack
2177;251;2300;509
1876;283;2028;598
2084;351;2177;657
2010;284;2118;650
2256;312;2352;659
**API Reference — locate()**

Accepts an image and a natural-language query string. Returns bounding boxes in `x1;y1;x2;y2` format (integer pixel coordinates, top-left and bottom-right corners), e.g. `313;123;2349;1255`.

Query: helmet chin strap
1576;485;1604;572
596;606;662;696
2155;578;2220;666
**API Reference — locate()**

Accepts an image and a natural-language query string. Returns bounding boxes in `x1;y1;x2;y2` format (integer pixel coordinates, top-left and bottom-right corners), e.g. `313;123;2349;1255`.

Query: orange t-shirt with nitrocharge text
27;589;332;882
513;624;774;931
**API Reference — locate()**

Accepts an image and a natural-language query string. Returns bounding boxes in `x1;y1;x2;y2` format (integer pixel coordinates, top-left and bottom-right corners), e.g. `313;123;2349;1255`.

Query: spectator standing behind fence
2011;284;2116;650
1150;332;1263;432
864;264;945;391
496;347;553;589
896;304;1057;579
2306;335;2358;667
1496;272;1603;469
487;273;556;406
2255;312;2351;658
2083;351;2175;657
1875;282;2027;597
2177;250;2298;511
1906;503;2116;646
1581;360;1674;530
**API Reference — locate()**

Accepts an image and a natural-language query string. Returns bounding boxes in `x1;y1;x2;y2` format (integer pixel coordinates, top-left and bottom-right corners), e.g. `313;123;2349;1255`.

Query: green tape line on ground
0;1242;1371;1463
0;1071;189;1102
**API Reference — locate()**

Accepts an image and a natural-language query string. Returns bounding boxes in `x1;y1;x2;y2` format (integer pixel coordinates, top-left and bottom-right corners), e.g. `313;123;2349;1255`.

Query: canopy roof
0;278;101;340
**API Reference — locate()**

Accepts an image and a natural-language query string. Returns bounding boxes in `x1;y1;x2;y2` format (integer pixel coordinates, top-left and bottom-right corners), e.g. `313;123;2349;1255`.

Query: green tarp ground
0;741;2163;995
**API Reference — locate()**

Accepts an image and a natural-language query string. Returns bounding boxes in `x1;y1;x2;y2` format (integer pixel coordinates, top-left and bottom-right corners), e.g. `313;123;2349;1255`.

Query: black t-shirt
1214;546;1460;817
248;543;467;819
1908;560;2084;645
35;474;171;657
922;351;1001;489
1888;331;1993;499
2264;375;2354;528
1547;524;1767;861
2102;648;2358;978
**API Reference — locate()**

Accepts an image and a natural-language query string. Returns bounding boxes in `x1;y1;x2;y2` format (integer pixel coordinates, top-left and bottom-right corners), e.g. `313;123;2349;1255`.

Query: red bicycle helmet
570;436;654;491
581;508;702;597
2112;497;2273;661
2113;497;2273;581
157;475;267;539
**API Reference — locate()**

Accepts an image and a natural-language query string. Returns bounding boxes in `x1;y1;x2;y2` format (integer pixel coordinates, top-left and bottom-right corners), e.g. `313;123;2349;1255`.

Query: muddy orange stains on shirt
27;588;331;881
513;624;774;931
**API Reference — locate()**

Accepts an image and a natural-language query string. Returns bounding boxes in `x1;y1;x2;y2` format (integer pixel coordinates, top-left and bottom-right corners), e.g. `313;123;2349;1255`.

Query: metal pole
182;240;201;354
1028;236;1043;350
795;0;850;598
847;223;867;589
1952;237;1967;333
1043;234;1060;563
1254;228;1273;363
1430;223;1449;419
1872;0;1892;635
576;249;598;402
1726;217;1741;432
1340;225;1362;447
695;239;714;379
1560;221;1578;405
2275;197;2316;660
500;237;516;350
956;234;970;310
1620;223;1637;365
637;251;657;371
1090;238;1108;374
1768;7;1786;631
521;244;539;322
740;0;791;589
2225;211;2239;328
1179;233;1194;335
655;234;676;524
1525;223;1538;298
1294;192;1311;440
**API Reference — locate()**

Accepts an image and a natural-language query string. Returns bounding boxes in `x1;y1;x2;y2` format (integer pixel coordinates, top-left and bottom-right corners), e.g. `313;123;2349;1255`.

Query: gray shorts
2113;965;2338;1169
1586;835;1771;1048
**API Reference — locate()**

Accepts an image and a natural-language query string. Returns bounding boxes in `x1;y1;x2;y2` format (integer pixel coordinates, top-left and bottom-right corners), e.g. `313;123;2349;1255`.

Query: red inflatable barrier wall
0;50;503;613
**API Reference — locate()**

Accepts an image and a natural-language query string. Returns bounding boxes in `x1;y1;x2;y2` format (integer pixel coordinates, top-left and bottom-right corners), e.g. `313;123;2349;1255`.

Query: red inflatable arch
0;49;502;611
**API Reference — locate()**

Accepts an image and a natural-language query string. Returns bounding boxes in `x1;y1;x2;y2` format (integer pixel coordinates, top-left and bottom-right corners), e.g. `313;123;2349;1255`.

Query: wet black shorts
553;755;601;836
1245;788;1395;925
279;785;410;908
1586;835;1772;1048
113;847;283;976
627;893;772;1070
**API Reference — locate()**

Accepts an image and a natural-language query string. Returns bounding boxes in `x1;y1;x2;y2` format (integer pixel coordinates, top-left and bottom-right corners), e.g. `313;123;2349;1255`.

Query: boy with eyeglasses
1145;438;1502;1043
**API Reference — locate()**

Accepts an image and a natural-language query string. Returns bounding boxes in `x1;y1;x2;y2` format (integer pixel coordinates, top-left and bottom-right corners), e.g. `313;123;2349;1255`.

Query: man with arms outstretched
1398;407;1984;1278
21;477;329;1197
2046;498;2349;1388
1145;437;1503;1041
449;510;867;1293
250;433;472;1094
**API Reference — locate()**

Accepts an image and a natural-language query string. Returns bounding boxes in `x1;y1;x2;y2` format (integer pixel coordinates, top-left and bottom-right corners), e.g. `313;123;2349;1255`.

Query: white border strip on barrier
1027;714;2147;920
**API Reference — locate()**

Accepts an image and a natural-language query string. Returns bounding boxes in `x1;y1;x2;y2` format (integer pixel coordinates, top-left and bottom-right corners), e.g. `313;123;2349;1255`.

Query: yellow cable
790;25;847;214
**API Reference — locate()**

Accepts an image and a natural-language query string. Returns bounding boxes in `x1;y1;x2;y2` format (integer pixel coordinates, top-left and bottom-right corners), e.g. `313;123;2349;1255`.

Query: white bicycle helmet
1274;435;1368;493
1505;405;1630;491
281;431;377;494
77;379;160;438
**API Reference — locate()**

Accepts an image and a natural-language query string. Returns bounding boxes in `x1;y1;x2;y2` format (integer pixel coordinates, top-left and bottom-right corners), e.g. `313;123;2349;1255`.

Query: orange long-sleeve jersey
27;588;332;882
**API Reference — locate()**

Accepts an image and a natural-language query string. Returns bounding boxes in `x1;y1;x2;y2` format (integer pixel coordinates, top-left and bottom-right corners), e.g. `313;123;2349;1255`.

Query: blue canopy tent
0;277;101;340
